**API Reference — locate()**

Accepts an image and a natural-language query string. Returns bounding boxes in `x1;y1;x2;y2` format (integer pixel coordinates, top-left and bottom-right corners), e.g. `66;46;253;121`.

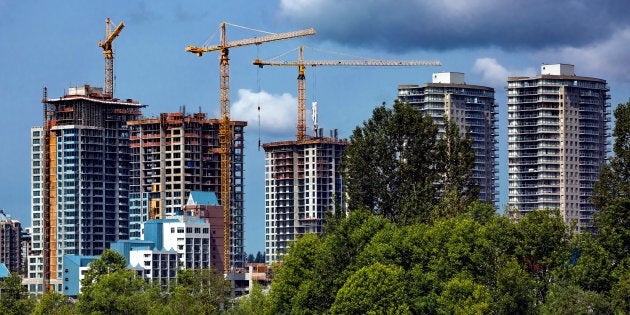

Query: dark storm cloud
279;0;629;52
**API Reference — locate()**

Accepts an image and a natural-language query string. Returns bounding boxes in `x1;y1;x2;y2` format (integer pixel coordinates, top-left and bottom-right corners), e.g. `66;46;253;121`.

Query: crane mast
98;18;124;97
187;23;315;274
254;46;441;141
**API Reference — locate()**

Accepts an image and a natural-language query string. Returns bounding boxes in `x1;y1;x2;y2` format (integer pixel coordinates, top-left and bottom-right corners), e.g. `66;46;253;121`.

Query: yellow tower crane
254;46;441;141
98;18;125;97
186;22;315;274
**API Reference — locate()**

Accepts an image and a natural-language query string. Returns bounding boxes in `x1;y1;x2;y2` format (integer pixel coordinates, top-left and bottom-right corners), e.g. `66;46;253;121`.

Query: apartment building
507;64;609;231
398;72;499;204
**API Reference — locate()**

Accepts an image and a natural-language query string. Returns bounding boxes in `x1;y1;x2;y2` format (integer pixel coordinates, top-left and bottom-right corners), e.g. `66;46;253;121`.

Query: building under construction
263;132;346;263
29;85;144;293
127;111;246;270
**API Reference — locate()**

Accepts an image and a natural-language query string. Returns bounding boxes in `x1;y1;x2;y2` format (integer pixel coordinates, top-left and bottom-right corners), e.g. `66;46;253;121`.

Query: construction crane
98;18;125;97
186;22;315;274
253;46;441;141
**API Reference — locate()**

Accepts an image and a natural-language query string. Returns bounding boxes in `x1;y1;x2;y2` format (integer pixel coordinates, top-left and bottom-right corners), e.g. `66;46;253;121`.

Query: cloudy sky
1;0;629;253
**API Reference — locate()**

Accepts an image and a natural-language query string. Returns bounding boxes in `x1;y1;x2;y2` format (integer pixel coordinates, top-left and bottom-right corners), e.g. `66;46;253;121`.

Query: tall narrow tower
30;85;144;293
507;64;610;231
398;72;498;205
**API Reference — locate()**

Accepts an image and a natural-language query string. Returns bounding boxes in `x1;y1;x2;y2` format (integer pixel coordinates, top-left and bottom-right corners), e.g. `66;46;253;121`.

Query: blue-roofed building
62;255;99;297
0;262;10;278
187;191;220;206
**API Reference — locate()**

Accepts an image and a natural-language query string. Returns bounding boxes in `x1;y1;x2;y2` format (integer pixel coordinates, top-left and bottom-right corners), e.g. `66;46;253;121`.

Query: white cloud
472;58;536;89
538;27;630;84
231;89;297;137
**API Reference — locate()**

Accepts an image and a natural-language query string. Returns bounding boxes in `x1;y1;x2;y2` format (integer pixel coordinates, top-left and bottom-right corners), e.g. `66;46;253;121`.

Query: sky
1;0;629;254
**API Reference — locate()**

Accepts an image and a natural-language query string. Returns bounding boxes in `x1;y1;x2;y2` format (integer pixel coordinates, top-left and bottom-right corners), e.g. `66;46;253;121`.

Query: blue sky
1;0;629;254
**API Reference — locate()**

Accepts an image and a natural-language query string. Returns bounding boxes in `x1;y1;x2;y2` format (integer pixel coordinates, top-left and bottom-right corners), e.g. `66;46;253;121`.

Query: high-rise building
263;133;347;263
507;64;610;231
30;84;144;293
398;72;499;204
127;112;246;270
0;209;22;273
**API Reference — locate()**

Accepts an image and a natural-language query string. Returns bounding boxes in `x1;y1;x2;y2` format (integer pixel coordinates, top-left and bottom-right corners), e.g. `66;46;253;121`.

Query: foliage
32;290;74;315
343;101;441;224
593;101;630;260
330;262;409;314
435;118;479;217
436;274;491;315
266;206;630;313
227;282;267;315
164;268;231;315
0;273;35;315
76;268;161;314
80;248;127;288
539;283;612;314
246;251;265;263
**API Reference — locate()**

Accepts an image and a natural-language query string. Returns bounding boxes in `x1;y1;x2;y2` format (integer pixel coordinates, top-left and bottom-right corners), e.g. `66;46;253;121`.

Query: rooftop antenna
311;101;318;137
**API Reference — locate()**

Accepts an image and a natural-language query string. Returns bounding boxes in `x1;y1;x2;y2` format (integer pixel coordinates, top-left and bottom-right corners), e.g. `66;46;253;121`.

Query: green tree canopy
0;273;35;315
593;101;630;265
80;248;127;288
344;101;478;225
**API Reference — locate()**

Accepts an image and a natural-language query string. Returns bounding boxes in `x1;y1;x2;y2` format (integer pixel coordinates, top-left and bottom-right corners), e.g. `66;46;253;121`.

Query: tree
343;101;441;224
592;101;630;260
0;273;35;315
80;248;127;288
330;262;409;314
254;251;265;263
539;283;611;314
77;268;162;314
228;282;267;315
436;274;491;315
32;290;75;315
435;118;479;217
164;268;231;315
515;209;572;301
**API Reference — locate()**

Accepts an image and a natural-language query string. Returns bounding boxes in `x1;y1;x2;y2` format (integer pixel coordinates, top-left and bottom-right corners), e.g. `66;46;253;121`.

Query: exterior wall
128;249;178;288
263;137;347;263
507;64;610;231
183;203;224;273
61;255;97;297
128;113;246;270
398;74;499;204
28;127;45;294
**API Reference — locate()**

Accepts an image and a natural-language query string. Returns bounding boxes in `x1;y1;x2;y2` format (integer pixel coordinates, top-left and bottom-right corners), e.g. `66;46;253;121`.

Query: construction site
27;18;447;294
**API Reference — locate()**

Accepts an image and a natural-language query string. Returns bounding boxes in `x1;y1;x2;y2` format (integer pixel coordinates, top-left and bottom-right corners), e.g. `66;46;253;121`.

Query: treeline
1;101;628;314
247;101;630;314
